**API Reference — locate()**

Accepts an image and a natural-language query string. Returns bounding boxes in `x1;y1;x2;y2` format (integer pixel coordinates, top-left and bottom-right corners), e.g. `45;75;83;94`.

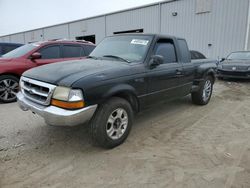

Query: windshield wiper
102;55;130;63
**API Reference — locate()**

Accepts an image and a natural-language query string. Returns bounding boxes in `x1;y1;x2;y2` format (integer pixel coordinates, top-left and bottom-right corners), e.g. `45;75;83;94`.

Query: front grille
20;77;56;105
222;66;248;71
218;70;249;77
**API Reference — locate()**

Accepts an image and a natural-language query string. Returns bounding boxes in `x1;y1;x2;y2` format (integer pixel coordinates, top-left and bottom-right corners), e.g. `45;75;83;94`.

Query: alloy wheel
0;79;19;102
202;80;212;102
106;108;129;140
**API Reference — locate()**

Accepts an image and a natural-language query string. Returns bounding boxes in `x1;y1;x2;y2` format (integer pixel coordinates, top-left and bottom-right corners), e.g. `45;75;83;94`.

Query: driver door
145;38;183;104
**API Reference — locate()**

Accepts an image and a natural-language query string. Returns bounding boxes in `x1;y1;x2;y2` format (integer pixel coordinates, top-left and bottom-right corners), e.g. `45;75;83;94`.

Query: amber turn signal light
51;99;85;110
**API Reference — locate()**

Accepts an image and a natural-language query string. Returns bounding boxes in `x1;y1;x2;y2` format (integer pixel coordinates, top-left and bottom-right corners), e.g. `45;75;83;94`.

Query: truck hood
23;59;132;86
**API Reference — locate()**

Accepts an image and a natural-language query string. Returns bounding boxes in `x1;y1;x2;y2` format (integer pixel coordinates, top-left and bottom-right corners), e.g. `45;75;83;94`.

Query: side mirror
220;57;225;62
30;52;41;60
149;55;164;68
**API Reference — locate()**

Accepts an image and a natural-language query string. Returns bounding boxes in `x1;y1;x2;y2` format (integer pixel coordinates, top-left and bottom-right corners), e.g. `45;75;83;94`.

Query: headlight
52;87;71;101
68;89;83;102
51;86;84;109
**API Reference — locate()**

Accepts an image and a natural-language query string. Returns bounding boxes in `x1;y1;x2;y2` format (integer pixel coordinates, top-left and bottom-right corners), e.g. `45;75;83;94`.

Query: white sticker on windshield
131;39;149;45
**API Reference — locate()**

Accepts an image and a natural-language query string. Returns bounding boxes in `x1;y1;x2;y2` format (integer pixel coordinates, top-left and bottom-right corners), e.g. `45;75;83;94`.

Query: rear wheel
90;97;134;149
0;75;19;103
191;76;214;105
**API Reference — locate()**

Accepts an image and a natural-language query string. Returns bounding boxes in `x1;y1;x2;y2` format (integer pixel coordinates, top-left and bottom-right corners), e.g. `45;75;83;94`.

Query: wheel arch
103;84;140;113
196;62;217;83
205;69;216;83
192;68;216;92
0;73;21;80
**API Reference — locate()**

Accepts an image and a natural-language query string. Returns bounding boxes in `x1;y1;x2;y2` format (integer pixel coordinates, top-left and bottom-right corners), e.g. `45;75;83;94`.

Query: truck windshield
90;35;153;62
2;43;39;58
227;52;250;61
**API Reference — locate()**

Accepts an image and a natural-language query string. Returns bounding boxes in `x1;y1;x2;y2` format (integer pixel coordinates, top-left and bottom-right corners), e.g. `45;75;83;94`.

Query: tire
0;75;19;103
90;97;134;149
191;75;214;105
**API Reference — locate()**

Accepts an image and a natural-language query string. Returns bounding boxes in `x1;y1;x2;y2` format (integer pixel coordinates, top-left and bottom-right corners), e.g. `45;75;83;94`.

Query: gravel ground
0;80;250;188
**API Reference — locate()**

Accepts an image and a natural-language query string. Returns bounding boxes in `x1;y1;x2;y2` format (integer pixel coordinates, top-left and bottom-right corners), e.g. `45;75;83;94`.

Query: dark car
0;40;95;103
17;34;217;148
217;51;250;79
0;42;23;56
190;50;206;60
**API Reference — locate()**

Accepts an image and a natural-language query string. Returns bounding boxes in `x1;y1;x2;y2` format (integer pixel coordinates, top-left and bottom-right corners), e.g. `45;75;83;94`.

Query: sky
0;0;162;36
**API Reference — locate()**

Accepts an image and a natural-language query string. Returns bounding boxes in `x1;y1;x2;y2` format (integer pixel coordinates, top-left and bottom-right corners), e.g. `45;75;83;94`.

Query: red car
0;40;95;103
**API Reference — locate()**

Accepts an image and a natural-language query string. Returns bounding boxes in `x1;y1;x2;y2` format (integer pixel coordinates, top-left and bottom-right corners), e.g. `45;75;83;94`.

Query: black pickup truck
17;34;217;148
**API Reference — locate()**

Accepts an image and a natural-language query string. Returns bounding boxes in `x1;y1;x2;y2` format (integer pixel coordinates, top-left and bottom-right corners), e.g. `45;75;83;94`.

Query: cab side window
154;39;177;63
190;51;206;60
196;51;206;59
38;45;60;59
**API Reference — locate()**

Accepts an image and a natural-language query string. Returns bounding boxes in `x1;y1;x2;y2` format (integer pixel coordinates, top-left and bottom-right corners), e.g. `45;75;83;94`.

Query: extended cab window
62;45;83;58
39;45;60;59
154;39;177;63
178;39;191;62
191;51;206;59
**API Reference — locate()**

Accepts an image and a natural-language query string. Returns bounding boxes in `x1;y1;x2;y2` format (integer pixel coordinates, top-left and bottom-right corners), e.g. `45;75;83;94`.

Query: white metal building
0;0;250;58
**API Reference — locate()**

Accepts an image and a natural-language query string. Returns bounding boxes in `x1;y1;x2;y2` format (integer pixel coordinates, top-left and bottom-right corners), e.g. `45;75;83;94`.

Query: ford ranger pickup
17;34;217;148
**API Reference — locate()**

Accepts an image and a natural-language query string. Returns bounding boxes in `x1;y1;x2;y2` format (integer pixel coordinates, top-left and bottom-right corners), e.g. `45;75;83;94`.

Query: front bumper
217;69;250;79
17;92;97;126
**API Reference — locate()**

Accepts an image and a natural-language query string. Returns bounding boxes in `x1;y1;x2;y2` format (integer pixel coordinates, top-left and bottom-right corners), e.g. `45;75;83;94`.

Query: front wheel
0;75;19;103
191;76;214;105
90;97;134;149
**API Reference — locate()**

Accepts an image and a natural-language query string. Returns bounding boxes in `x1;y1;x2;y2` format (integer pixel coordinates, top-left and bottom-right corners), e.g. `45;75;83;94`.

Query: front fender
81;82;139;107
102;84;137;99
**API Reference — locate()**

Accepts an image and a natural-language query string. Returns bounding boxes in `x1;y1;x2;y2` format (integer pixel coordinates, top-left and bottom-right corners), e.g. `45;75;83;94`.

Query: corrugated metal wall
43;24;69;40
24;29;44;43
69;17;105;43
10;33;25;43
0;36;10;42
0;0;249;58
106;5;159;35
160;0;249;58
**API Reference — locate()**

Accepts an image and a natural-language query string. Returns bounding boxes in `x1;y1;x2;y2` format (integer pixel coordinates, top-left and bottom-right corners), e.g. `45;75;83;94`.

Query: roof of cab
108;33;185;41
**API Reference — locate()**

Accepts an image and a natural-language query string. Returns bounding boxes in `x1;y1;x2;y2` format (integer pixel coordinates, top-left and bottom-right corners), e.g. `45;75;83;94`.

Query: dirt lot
0;80;250;188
